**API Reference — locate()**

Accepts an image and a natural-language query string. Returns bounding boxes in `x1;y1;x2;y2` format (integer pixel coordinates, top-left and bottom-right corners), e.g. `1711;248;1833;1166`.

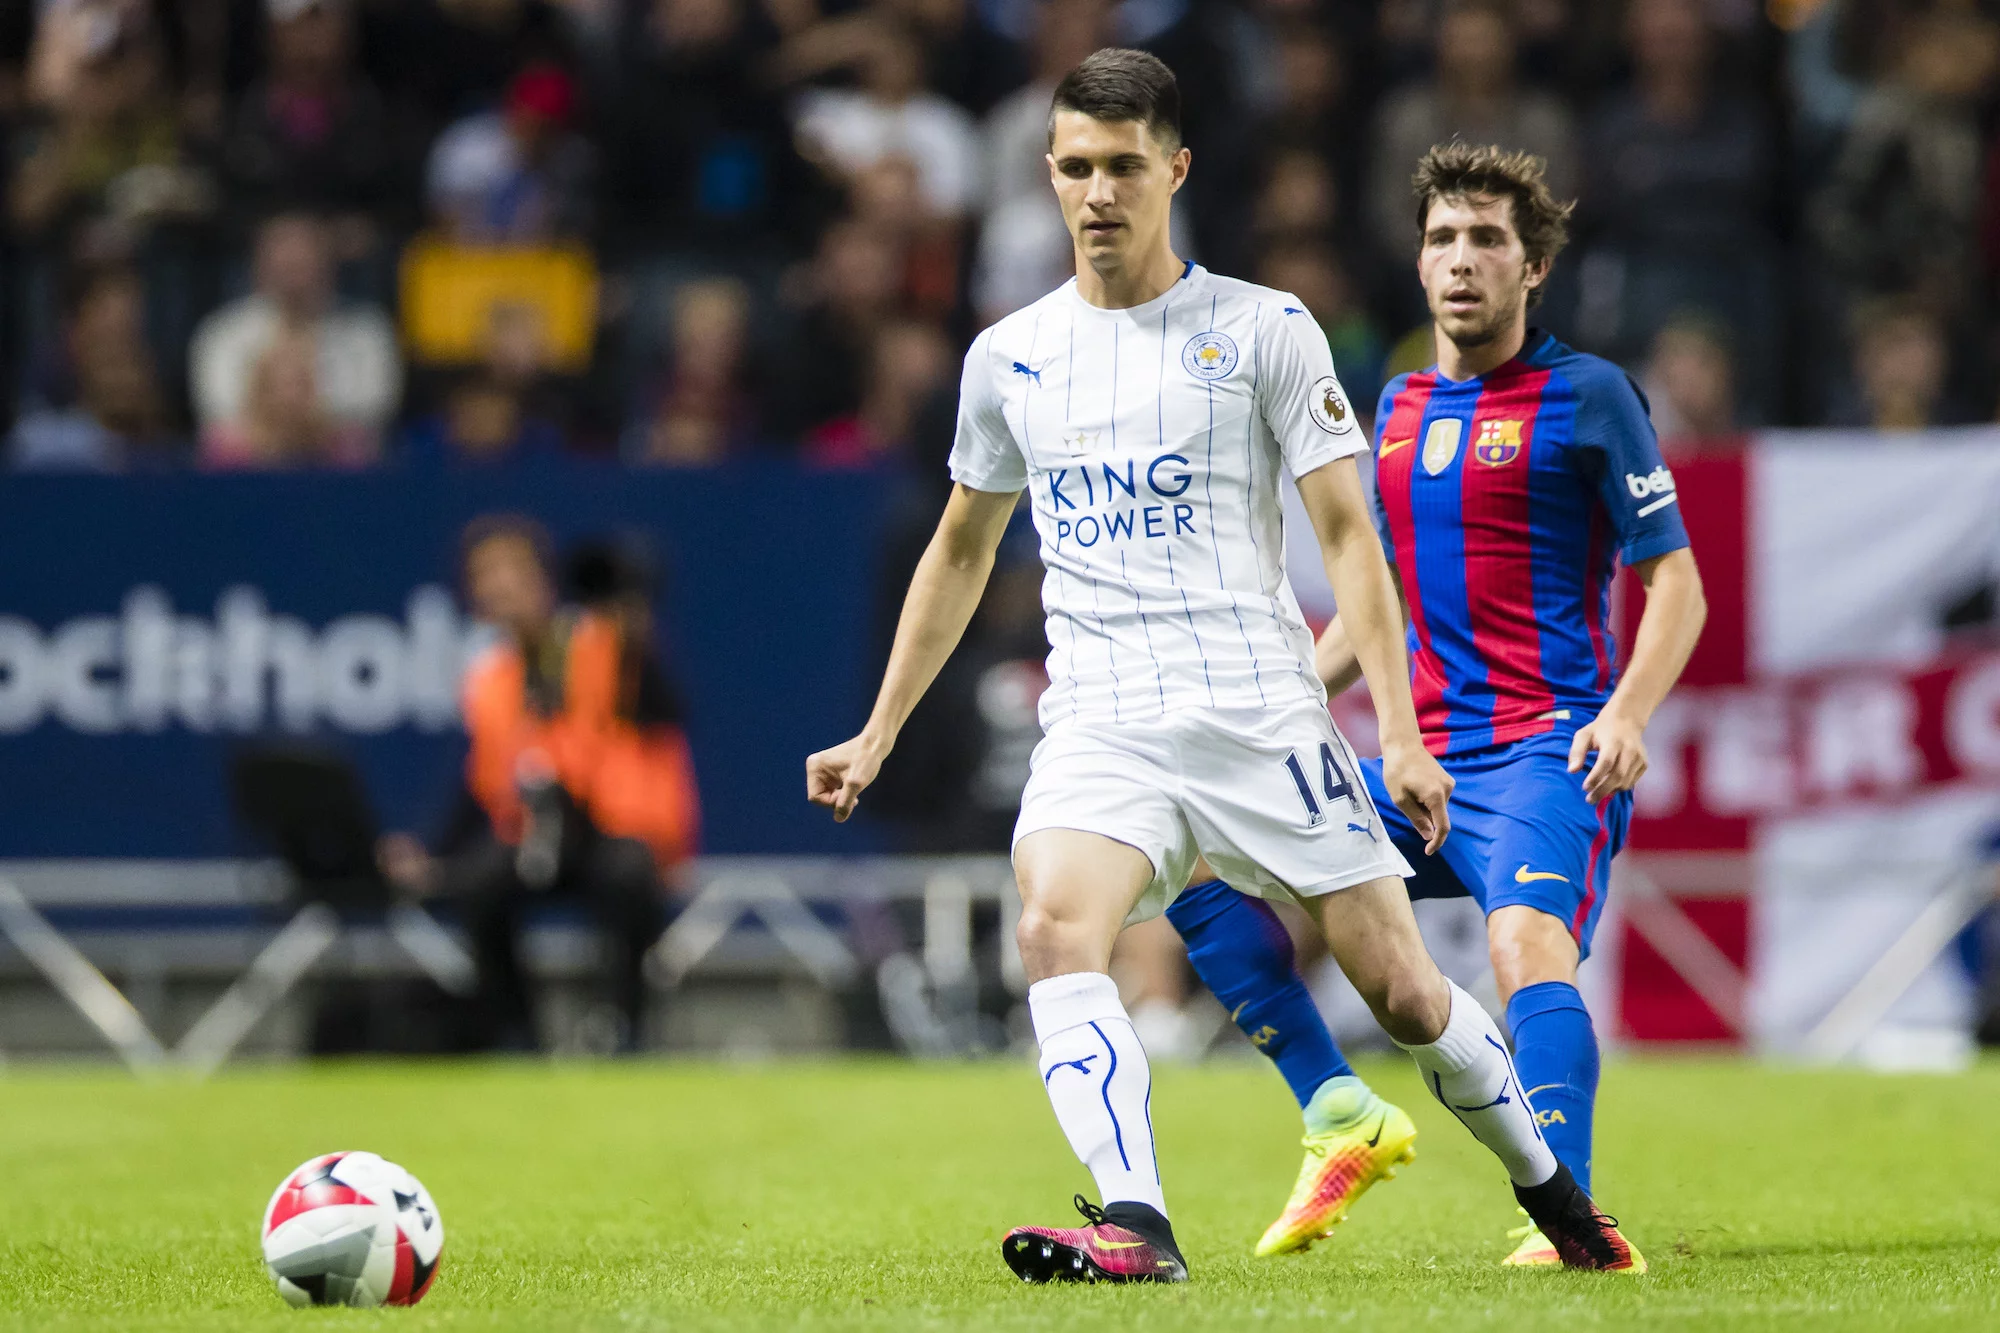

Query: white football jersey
949;263;1368;730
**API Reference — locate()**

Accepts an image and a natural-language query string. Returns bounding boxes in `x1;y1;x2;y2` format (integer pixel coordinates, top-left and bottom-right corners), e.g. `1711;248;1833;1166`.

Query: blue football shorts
1362;729;1632;958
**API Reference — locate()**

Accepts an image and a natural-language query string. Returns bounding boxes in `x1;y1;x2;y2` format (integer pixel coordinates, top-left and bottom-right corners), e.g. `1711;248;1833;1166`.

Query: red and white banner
1637;654;2000;826
1294;430;2000;1049
1611;435;2000;1049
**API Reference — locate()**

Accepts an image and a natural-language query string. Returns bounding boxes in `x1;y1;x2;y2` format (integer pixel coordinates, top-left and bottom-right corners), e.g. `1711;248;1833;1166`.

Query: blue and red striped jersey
1371;329;1689;757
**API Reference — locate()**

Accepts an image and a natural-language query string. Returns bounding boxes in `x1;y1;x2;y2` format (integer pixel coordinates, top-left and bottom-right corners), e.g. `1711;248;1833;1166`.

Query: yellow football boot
1254;1101;1418;1256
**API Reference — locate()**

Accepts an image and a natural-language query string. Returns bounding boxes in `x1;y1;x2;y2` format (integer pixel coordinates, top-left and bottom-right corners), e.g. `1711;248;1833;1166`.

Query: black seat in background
229;746;389;912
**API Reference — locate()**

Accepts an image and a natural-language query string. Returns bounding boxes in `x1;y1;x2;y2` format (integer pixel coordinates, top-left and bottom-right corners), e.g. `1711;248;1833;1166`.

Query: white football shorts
1012;702;1416;922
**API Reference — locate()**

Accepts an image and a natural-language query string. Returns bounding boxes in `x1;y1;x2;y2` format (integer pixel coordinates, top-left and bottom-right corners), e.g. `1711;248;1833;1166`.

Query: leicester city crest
1181;331;1239;380
1422;418;1462;475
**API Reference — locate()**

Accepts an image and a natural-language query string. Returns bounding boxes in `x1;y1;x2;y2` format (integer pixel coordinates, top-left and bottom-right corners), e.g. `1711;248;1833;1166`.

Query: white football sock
1028;972;1165;1215
1396;980;1558;1187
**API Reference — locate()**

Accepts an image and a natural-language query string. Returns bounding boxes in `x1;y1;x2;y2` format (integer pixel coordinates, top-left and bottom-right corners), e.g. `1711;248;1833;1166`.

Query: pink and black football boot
1001;1195;1188;1284
1514;1163;1647;1275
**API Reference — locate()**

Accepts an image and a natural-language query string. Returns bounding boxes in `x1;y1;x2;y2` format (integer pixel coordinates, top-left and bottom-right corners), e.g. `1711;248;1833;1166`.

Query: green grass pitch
2;1055;1997;1330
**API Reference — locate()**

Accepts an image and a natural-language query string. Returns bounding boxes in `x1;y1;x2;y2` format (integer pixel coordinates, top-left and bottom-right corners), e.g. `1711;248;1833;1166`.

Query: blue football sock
1504;980;1599;1195
1167;878;1353;1110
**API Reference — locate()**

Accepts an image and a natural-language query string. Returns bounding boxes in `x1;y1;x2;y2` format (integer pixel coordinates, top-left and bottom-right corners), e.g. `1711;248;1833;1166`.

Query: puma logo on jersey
1011;361;1042;384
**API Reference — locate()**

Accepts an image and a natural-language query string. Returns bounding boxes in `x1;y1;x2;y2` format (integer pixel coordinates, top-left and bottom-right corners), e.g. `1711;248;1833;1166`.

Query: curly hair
1411;143;1575;304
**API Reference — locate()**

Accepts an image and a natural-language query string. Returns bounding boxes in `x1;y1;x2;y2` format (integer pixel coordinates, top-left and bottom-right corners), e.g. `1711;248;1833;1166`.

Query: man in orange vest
383;517;700;1050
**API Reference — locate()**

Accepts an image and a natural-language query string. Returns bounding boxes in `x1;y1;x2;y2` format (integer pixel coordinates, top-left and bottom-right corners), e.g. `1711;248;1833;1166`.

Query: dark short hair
460;513;554;580
1048;48;1182;151
1411;142;1574;305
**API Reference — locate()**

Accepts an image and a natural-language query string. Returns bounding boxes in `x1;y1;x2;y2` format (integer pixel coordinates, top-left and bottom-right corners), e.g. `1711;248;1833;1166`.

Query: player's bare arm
1311;566;1407;698
1568;546;1706;803
1294;458;1453;853
806;483;1019;821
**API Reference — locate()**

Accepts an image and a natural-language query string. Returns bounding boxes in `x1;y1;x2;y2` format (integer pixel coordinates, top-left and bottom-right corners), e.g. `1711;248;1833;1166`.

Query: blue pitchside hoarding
0;463;896;858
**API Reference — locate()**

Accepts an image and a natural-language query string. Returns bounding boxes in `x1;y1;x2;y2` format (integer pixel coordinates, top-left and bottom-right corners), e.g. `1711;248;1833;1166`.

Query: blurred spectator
1815;4;2000;320
3;0;1995;466
8;266;176;471
426;60;596;241
972;0;1110;324
10;3;210;245
980;0;1110;210
973;190;1072;327
1576;0;1777;370
1379;0;1573;82
369;0;583;124
1985;129;2000;315
787;14;981;218
382;516;700;1051
1833;298;1974;432
199;326;379;468
877;0;1027;115
773;218;903;438
1258;235;1387;423
1243;17;1368;248
594;0;818;255
1269;14;1351;129
1786;0;1869;157
1643;313;1741;450
850;154;959;318
805;318;951;468
1255;148;1342;242
627;276;757;466
189;212;402;436
215;0;401;235
1368;0;1578;257
403;302;570;466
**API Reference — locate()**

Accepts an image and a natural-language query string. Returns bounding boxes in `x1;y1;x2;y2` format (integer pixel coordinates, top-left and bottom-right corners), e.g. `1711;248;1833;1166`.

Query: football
260;1151;444;1308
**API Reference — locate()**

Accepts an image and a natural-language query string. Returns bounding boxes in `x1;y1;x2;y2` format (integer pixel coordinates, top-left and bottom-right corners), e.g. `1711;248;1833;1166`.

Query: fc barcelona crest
1422;418;1462;475
1475;419;1524;466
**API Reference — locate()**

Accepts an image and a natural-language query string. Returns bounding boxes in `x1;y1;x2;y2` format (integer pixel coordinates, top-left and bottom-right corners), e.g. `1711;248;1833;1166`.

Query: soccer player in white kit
807;49;1565;1285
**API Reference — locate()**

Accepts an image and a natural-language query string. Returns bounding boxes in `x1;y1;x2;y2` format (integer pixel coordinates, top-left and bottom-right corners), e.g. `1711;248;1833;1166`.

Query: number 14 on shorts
1283;742;1360;828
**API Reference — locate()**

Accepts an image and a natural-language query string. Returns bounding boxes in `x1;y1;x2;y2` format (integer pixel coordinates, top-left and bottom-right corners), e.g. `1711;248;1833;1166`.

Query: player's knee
1014;903;1074;975
1017;892;1121;981
1366;967;1450;1046
1487;905;1579;1000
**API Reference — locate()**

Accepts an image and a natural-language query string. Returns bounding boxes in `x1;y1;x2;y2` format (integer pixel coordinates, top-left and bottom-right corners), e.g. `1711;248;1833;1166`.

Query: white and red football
260;1151;444;1308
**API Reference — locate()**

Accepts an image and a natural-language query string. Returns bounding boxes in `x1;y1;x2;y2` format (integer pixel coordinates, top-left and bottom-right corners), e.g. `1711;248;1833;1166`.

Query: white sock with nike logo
1029;972;1166;1216
1396;980;1558;1187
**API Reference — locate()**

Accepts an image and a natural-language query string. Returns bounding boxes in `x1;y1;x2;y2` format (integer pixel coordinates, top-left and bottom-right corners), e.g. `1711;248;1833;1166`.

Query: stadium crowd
1;0;1997;476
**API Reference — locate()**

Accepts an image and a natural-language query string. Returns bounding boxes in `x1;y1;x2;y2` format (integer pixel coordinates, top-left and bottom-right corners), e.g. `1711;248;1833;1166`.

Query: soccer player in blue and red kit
1167;143;1707;1271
